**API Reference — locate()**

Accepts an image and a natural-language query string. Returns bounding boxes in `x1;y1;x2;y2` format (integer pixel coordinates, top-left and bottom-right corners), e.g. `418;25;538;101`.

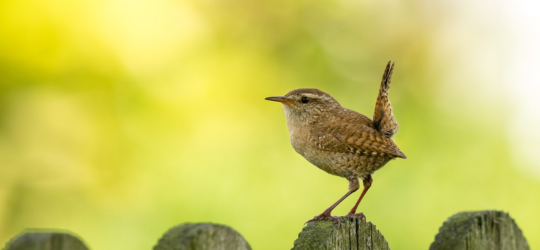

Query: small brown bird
265;61;406;224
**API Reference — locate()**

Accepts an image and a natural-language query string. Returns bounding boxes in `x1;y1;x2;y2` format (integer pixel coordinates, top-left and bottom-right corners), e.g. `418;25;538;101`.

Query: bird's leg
345;175;373;219
306;177;360;225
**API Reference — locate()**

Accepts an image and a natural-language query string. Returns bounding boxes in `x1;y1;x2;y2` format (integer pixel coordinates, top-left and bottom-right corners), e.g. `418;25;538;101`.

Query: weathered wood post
430;210;529;250
3;231;89;250
292;217;390;250
153;223;252;250
2;210;530;250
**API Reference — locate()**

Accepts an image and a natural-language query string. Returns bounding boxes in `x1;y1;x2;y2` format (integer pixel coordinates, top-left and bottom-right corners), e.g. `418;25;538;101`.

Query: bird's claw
305;212;341;227
345;212;366;221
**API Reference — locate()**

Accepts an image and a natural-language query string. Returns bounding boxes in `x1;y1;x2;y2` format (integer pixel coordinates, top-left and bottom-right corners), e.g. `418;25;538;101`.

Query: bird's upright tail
372;61;399;138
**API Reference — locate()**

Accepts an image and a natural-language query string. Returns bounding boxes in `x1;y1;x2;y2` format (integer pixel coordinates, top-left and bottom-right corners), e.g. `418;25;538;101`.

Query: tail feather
373;61;399;138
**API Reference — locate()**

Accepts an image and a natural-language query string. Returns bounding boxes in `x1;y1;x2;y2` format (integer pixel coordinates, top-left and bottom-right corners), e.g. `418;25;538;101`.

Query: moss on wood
4;231;89;250
292;217;390;250
153;223;251;250
429;210;529;250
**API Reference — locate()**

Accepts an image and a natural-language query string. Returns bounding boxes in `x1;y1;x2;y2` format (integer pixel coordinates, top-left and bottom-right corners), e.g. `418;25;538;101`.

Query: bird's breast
288;125;339;175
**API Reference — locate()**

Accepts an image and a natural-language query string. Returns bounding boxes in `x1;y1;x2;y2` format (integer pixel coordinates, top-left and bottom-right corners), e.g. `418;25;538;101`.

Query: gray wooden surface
153;223;252;250
3;231;89;250
430;210;529;250
292;217;390;250
2;210;530;250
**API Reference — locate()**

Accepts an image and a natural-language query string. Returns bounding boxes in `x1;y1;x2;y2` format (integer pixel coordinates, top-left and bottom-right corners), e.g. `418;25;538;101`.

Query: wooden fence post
3;231;89;250
153;223;252;250
2;210;530;250
429;210;529;250
292;217;390;250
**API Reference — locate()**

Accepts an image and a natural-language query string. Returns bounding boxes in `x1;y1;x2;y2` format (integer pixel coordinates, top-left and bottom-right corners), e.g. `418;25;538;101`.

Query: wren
265;61;406;224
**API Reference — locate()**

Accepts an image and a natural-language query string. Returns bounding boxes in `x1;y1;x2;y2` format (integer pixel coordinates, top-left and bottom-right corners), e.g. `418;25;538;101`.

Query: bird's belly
297;147;338;176
289;127;393;178
290;136;331;173
329;153;392;177
294;145;392;178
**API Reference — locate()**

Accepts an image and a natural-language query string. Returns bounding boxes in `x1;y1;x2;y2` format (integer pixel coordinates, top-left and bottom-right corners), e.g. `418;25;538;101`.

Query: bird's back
299;108;405;178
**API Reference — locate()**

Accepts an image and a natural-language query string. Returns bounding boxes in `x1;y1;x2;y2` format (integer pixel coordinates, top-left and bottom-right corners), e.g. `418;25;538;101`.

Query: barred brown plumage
265;61;406;225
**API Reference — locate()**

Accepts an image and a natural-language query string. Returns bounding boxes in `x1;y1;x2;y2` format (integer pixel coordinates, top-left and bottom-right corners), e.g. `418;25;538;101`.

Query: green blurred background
1;0;539;249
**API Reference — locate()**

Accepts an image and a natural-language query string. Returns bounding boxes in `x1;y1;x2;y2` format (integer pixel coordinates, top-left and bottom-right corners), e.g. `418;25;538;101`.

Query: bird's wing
309;113;406;159
373;61;399;138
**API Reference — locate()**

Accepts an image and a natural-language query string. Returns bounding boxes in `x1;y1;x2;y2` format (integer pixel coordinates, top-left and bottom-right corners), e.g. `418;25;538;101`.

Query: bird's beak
265;96;293;105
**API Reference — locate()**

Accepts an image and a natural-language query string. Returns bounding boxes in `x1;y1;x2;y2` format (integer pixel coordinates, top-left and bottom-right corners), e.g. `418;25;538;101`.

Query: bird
265;61;406;224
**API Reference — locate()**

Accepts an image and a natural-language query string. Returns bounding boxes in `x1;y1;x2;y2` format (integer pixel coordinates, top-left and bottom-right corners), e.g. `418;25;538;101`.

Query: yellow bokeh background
1;0;539;249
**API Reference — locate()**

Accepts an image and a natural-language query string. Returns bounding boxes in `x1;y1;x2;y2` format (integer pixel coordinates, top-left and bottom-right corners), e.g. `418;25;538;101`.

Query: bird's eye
301;96;309;103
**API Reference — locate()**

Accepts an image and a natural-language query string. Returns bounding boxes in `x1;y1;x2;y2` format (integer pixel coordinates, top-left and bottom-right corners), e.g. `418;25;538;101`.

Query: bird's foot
306;211;341;226
345;212;366;221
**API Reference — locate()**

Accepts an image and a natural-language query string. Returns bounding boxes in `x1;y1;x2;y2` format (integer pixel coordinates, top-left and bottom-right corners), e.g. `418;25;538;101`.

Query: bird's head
265;88;341;125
